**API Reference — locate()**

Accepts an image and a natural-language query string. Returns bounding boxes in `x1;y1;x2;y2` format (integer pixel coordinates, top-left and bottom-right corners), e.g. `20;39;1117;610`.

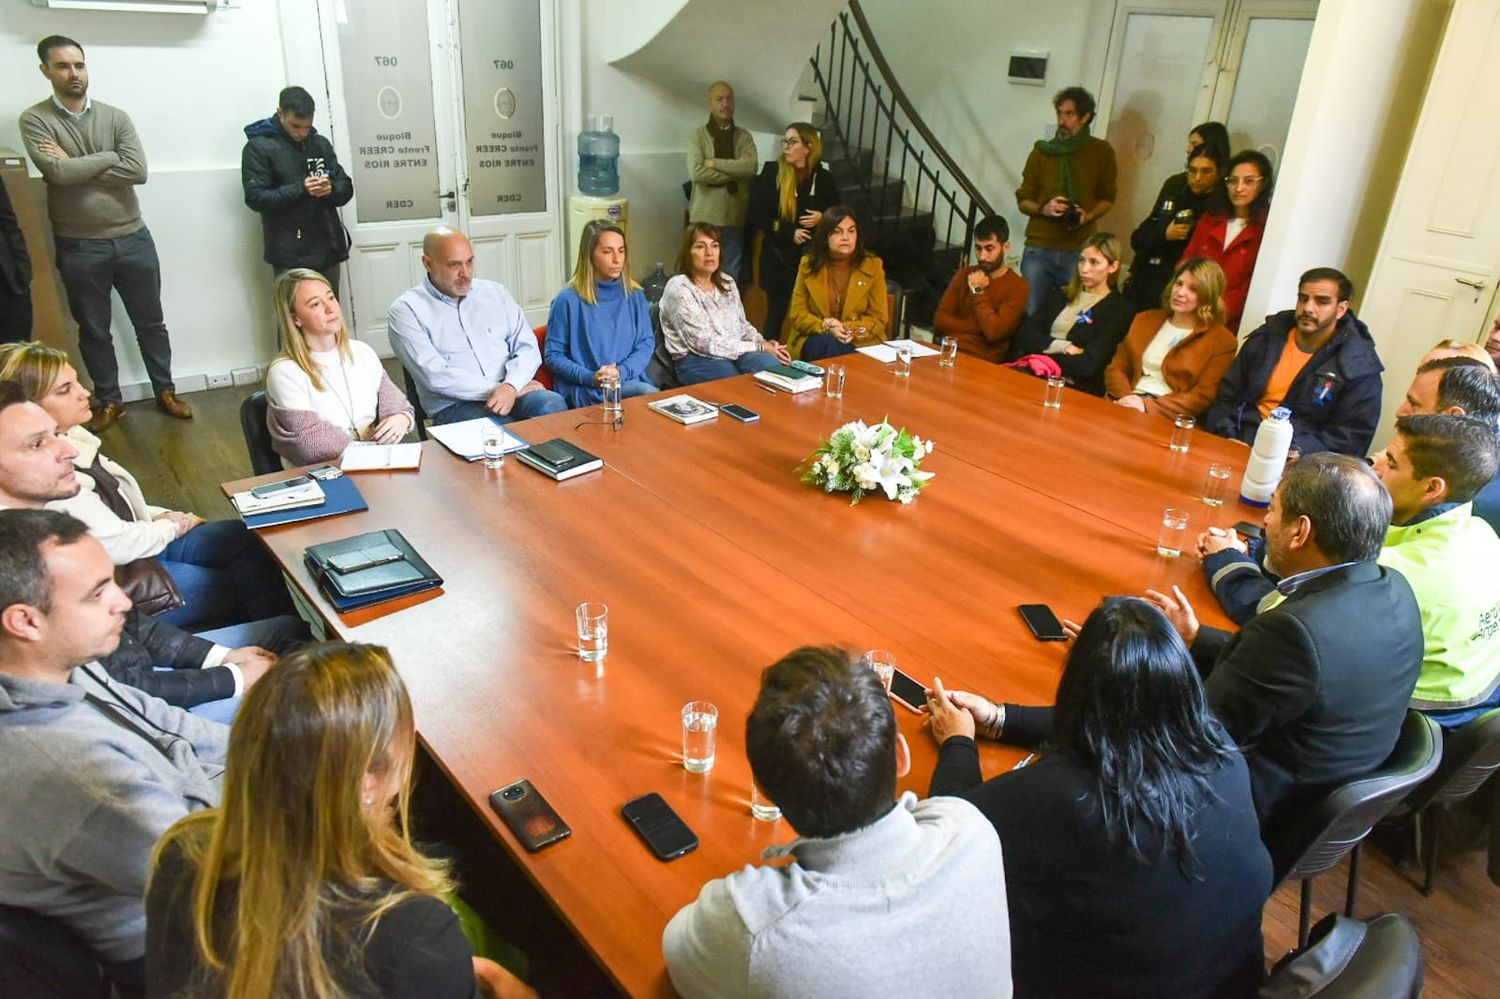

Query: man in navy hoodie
240;86;353;297
1203;267;1383;456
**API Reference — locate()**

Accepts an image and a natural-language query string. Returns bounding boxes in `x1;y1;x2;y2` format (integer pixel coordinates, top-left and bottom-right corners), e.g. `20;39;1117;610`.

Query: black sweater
931;738;1271;999
1007;286;1136;395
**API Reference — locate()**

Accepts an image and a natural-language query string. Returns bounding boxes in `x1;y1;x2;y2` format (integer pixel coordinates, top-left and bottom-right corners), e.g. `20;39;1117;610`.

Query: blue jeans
800;334;858;361
53;227;176;403
1020;245;1080;317
179;614;311;724
432;389;568;426
157;519;296;632
717;226;746;288
1423;684;1500;729
675;350;779;386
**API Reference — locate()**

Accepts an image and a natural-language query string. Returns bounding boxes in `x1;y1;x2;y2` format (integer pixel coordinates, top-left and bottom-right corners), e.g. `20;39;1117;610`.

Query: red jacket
1179;213;1264;333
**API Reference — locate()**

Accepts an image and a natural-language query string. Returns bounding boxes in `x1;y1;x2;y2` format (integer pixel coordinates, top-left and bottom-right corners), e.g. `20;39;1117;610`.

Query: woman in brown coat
785;205;888;360
1105;257;1236;419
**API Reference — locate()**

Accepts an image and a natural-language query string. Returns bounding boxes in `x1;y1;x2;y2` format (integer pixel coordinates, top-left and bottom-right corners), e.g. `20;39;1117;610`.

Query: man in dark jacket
241;86;353;297
0;181;31;343
1124;143;1223;313
1203;267;1383;456
1146;453;1423;874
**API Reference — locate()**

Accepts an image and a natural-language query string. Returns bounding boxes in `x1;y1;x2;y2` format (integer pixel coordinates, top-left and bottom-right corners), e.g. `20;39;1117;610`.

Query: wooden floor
105;379;1500;997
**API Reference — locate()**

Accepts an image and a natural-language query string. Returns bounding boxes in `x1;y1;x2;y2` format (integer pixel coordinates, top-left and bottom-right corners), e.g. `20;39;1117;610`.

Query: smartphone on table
622;792;698;860
489;780;571;852
1018;604;1068;642
249;474;312;499
720;404;760;423
888;668;928;714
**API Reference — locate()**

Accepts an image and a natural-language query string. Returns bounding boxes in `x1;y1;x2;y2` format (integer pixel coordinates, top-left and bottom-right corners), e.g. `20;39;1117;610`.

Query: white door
1099;0;1317;268
1360;0;1500;446
303;0;563;354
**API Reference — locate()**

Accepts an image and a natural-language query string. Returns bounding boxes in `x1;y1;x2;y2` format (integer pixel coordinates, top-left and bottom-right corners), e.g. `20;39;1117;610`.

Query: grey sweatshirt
663;792;1013;998
0;663;226;962
18;98;148;239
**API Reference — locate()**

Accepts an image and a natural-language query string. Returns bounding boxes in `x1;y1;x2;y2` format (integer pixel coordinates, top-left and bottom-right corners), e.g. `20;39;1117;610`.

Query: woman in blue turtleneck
544;220;658;408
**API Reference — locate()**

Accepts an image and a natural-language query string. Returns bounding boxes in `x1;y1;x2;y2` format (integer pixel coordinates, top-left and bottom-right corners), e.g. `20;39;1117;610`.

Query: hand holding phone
888;668;928;713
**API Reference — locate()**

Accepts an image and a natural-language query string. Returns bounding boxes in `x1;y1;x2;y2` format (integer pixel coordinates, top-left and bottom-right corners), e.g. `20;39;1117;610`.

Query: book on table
304;528;442;612
753;364;821;394
515;438;605;480
648;394;720;425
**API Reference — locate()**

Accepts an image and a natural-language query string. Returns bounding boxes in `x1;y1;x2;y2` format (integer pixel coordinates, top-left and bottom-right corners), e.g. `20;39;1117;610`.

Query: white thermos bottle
1239;407;1293;507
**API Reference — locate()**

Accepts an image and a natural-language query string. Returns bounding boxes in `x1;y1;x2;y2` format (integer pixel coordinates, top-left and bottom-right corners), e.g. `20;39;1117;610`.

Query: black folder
303;529;441;612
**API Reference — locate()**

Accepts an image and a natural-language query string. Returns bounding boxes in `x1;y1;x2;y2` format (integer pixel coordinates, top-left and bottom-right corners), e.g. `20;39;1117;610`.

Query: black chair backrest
401;366;429;441
1406;706;1500;812
644;301;679;391
1261;912;1423;999
239;391;282;477
1281;711;1443;883
0;903;108;998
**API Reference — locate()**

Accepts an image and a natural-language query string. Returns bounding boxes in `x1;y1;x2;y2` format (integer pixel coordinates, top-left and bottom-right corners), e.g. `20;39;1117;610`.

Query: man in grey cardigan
663;647;1012;998
19;35;191;433
0;509;227;996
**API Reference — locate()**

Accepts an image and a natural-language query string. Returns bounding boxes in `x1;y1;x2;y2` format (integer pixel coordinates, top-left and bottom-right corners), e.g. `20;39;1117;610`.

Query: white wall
857;0;1114;256
1;4;290;395
1240;0;1450;326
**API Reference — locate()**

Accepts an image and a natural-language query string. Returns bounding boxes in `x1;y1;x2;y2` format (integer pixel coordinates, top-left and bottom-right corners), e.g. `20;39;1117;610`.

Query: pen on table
755;383;776;395
1011;753;1036;771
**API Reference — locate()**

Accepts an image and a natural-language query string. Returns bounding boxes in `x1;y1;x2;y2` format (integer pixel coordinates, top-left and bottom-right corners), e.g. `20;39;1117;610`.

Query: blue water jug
578;114;619;196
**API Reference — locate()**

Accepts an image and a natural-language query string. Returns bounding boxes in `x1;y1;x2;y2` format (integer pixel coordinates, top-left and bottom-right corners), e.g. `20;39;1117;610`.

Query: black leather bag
1262;912;1423;998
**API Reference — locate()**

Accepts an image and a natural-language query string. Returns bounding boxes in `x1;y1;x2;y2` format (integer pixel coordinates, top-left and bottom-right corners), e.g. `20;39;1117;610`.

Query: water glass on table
1170;414;1195;453
682;701;718;773
939;336;958;367
601;377;622;427
481;425;505;469
1202;462;1232;507
1157;507;1190;557
824;364;846;398
750;779;781;822
860;649;896;692
1043;376;1065;409
895;343;914;377
575;602;608;661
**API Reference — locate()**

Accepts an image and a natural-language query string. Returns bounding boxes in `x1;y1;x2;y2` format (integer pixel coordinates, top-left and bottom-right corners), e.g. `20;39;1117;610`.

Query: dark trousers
762;286;791;343
275;259;341;300
0;282;31;344
53;227;175;403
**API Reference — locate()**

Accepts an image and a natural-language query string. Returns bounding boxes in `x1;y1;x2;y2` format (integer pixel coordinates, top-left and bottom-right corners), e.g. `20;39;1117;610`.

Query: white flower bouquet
800;418;936;505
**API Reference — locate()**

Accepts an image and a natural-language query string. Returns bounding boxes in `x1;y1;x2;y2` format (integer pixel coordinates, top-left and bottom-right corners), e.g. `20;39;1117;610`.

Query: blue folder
240;474;368;529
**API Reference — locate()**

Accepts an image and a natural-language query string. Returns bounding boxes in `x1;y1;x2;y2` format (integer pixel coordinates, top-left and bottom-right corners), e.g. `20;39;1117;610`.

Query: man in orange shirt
1202;267;1383;456
931;216;1029;364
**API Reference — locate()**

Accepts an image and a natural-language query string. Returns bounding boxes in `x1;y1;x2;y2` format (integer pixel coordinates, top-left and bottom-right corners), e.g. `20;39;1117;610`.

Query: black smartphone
489;780;571;852
530;440;577;468
622;792;698;860
249;474;312;499
721;404;760;423
328;543;404;575
1018;603;1068;642
1232;520;1264;540
888;668;927;713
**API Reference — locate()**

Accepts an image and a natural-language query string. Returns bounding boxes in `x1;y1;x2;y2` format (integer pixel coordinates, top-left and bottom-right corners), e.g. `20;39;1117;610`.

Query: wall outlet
231;366;261;387
206;373;232;389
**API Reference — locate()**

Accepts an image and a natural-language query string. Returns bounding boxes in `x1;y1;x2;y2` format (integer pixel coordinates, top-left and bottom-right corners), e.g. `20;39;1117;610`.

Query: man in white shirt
387;227;566;425
663;646;1012;998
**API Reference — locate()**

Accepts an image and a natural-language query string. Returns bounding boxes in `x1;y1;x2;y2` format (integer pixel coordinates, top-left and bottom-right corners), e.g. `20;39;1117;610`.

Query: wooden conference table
229;355;1257;997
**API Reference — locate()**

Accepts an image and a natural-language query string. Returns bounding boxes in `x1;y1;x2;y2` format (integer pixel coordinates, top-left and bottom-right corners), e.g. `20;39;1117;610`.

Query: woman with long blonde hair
147;642;534;998
748;122;840;339
543;220;657;408
265;268;414;465
1105;257;1237;419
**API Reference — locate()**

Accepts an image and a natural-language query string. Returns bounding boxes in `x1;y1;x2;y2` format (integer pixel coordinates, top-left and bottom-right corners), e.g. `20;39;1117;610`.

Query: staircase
809;2;993;327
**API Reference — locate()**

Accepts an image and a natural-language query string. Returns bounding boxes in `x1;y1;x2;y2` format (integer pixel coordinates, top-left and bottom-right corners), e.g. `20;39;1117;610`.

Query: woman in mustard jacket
784;205;888;361
1105;257;1237;420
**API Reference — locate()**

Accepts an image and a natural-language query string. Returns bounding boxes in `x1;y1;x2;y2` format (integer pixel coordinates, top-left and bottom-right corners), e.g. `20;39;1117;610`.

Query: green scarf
1034;125;1092;203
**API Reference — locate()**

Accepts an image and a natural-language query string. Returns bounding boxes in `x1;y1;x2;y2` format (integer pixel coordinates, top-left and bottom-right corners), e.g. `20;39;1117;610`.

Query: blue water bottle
577;114;619;196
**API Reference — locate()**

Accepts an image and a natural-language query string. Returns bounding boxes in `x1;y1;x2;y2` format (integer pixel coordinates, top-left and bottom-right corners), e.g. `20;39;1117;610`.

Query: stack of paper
341;441;423;470
857;339;942;363
427;418;531;461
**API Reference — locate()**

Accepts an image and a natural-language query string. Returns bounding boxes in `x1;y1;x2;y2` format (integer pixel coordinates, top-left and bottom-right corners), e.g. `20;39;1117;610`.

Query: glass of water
1170;414;1195;453
601;376;622;427
939;336;958;367
481;425;505;469
1157;507;1190;557
575;602;608;661
861;649;896;692
1043;375;1065;409
895;343;913;377
750;779;781;821
1202;462;1232;507
681;701;718;773
824;364;846;398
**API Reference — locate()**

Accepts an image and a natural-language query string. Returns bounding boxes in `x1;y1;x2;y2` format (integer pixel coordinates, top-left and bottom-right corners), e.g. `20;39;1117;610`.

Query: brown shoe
84;402;126;434
155;391;193;420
